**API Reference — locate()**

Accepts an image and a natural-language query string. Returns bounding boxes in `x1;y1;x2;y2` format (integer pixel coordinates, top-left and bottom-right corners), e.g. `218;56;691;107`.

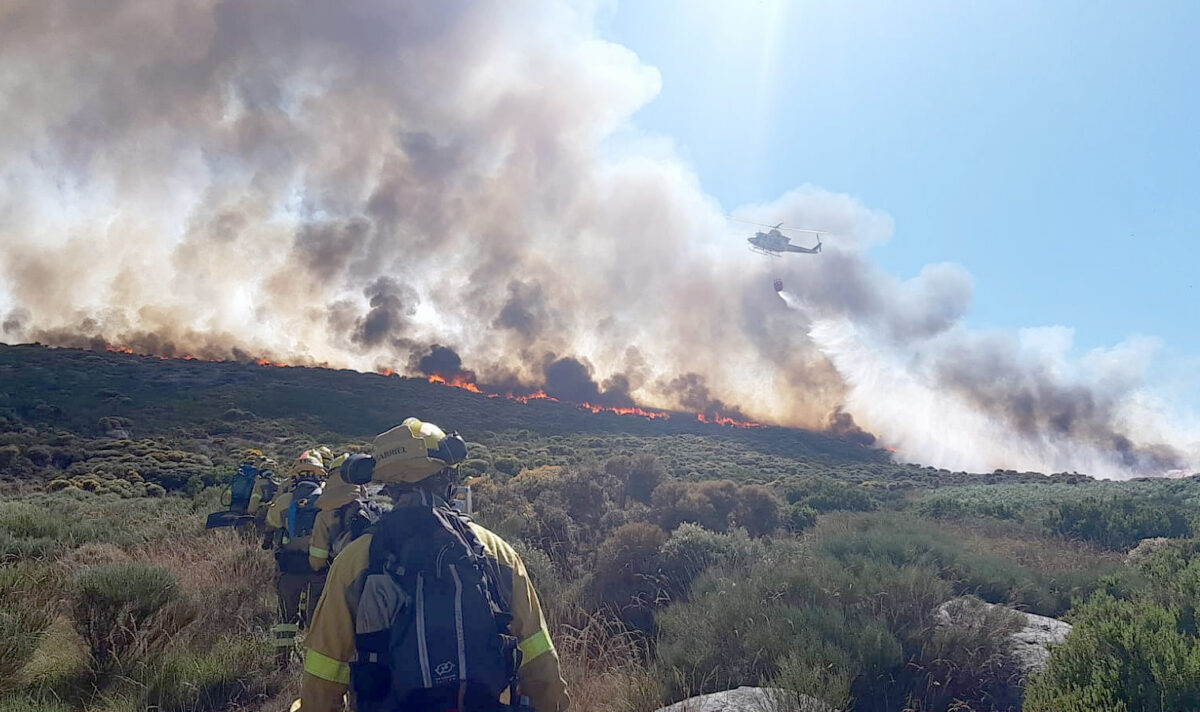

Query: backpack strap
443;511;522;700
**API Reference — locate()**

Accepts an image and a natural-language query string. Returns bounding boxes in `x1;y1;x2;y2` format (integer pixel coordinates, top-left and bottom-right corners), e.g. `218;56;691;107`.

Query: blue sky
598;0;1199;365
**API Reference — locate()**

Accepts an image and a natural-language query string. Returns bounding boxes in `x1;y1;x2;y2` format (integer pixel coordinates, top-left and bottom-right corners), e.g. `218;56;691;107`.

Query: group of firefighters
216;418;570;712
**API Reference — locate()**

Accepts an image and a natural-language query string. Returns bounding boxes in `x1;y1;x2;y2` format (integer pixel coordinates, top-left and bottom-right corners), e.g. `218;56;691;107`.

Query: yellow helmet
319;454;363;510
371;417;465;483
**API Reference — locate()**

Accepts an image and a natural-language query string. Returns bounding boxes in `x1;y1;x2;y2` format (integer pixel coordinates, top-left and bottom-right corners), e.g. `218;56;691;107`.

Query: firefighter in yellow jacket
307;452;369;573
247;459;278;516
300;418;570;712
267;452;328;665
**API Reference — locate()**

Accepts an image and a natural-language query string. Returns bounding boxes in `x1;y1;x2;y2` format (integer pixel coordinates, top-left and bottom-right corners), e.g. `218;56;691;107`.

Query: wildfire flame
427;374;674;419
578;402;671;420
509;389;556;404
427;373;483;393
696;412;762;429
100;347;765;430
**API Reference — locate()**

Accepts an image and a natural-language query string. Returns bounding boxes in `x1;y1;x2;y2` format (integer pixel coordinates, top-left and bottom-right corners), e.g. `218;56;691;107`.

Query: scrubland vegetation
3;344;1200;711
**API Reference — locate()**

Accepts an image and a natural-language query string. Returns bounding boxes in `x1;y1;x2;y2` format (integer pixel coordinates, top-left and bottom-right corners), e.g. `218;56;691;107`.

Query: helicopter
747;222;825;256
731;219;828;292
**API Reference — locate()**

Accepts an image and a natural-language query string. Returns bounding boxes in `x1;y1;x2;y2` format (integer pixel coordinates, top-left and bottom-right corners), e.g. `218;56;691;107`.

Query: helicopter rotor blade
726;216;829;235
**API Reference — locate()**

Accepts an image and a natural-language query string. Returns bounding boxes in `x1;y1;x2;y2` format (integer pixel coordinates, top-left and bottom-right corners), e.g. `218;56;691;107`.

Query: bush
780;476;875;513
651;479;758;533
787;503;818;532
1025;592;1200;712
1046;497;1192;550
655;558;904;703
494;456;522;476
627;454;665;505
591;523;667;617
731;484;781;537
656;524;763;600
73;562;181;665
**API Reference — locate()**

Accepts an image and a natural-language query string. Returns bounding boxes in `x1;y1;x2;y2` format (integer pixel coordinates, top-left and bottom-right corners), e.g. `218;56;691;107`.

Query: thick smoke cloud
413;344;475;383
0;0;1193;477
354;277;418;348
665;373;753;423
542;356;634;407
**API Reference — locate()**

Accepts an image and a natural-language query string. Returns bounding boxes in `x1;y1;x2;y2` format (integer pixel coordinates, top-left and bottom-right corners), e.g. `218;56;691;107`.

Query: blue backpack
229;463;259;511
286;480;323;540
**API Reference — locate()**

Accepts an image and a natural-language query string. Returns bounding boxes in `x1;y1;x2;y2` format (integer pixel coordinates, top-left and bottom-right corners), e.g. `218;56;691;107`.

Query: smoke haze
0;0;1194;478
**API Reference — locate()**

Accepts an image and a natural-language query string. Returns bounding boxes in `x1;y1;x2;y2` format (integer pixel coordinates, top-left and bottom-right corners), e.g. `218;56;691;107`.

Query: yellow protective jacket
247;476;276;516
301;524;570;712
307;477;365;572
265;491;293;533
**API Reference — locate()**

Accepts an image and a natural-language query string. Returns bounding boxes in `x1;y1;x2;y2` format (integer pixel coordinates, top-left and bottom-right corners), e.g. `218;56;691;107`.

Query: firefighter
300;418;569;711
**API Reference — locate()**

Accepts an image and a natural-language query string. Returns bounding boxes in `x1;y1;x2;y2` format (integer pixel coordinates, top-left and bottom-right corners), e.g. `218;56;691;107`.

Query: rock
1125;537;1172;565
655;686;837;712
934;597;1072;676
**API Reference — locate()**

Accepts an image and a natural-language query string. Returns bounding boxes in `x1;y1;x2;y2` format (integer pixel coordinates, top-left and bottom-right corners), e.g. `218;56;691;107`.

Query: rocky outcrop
934;597;1072;676
655;686;837;712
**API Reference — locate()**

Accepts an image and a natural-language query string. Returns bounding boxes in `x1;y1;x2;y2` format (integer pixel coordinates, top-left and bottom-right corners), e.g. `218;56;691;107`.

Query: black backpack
329;498;382;560
351;499;521;712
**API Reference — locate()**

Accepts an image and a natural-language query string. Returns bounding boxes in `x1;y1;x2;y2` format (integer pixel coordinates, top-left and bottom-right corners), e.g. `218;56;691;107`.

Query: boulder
1125;537;1172;565
655;686;837;712
934;597;1072;676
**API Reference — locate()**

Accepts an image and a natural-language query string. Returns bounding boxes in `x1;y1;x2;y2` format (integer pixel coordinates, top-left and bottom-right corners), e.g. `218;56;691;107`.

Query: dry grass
940;517;1124;575
554;606;660;712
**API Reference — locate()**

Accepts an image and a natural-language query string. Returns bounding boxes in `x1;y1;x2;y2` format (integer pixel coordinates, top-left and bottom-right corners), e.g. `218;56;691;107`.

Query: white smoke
0;0;1193;477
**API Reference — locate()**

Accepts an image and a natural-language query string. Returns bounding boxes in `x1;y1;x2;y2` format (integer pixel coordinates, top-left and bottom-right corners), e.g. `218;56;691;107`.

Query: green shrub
592;523;667;614
494;456;522;476
655;560;903;702
73;562;181;665
461;458;490;476
1025;592;1200;712
656;524;762;600
1046;497;1192;550
787;503;818;532
609;453;665;505
780;476;875;512
731;484;782;537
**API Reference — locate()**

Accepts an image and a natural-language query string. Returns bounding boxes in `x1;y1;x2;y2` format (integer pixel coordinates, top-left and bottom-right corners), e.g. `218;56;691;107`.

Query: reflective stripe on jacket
300;523;569;712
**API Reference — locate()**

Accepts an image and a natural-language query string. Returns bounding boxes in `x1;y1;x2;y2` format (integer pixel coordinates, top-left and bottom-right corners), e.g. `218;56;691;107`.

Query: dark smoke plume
828;406;877;447
542;356;634;407
354;278;418;348
413;344;476;383
665;373;753;423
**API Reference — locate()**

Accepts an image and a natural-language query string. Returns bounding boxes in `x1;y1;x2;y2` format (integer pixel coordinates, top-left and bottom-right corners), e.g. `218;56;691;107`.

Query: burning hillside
0;1;1195;477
